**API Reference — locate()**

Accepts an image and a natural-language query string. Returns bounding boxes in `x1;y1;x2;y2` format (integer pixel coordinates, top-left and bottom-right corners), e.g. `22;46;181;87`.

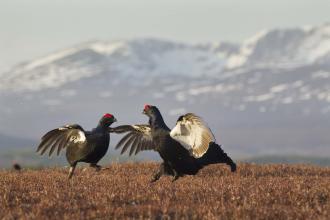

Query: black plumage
37;113;117;178
12;163;21;171
111;105;236;182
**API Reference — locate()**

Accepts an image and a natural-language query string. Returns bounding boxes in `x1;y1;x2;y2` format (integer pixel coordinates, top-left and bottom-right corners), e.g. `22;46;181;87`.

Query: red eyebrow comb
103;113;113;118
144;104;151;110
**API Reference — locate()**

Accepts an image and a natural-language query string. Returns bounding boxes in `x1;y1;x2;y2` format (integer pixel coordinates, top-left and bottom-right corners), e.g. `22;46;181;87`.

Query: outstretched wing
36;124;86;157
170;113;215;158
110;125;156;156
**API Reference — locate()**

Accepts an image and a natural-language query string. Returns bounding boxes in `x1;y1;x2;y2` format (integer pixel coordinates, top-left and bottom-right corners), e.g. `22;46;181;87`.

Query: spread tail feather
198;142;236;172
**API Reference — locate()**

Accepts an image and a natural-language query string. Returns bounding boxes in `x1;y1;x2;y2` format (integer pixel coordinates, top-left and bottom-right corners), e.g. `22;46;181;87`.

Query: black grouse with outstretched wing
110;105;236;182
37;113;117;178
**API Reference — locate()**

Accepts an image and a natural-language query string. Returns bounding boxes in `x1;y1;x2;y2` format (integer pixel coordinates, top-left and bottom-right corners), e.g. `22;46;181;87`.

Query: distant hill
0;133;36;150
0;24;329;157
243;155;330;167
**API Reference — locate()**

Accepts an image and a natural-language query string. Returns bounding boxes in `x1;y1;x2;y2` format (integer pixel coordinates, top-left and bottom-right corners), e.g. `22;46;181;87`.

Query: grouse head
99;113;117;127
142;104;157;116
142;104;165;123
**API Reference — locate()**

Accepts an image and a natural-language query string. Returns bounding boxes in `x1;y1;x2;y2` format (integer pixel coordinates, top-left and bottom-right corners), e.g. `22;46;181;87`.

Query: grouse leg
151;163;165;182
68;163;77;179
172;169;181;182
90;163;101;171
90;163;109;172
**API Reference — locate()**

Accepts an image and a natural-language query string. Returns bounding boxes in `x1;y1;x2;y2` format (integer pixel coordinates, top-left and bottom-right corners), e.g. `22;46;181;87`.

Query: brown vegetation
0;163;329;219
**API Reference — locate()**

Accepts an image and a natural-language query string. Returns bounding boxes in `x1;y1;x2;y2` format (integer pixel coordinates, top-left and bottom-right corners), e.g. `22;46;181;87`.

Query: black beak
113;117;117;123
142;109;146;114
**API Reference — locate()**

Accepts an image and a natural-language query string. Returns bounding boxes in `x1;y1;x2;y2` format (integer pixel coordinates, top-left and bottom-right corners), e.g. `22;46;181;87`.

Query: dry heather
0;163;329;220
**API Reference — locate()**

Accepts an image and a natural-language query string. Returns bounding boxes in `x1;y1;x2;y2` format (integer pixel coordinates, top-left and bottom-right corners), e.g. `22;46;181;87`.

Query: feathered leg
172;169;182;182
90;163;101;171
151;162;174;182
90;163;109;171
68;163;77;179
151;163;166;182
151;162;181;182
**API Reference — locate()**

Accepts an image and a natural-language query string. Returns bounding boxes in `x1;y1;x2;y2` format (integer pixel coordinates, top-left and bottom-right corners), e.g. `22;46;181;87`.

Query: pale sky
0;0;329;72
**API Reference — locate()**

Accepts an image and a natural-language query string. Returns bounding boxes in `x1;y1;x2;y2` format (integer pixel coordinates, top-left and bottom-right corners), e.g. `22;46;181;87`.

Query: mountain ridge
0;24;329;158
1;24;330;92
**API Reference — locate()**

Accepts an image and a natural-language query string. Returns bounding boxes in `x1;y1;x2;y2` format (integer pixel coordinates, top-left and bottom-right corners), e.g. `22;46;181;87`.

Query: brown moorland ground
0;163;329;220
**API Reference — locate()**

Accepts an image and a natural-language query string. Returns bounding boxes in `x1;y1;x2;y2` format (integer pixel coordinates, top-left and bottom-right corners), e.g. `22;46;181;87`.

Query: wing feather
134;138;144;155
36;124;86;157
170;113;215;158
48;134;64;157
37;129;59;153
115;133;134;150
39;134;61;155
111;125;156;156
139;138;146;152
41;129;59;141
121;134;137;154
129;138;138;156
57;135;69;156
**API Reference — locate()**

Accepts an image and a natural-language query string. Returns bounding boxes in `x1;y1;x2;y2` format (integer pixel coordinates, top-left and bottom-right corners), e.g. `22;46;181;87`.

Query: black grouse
12;162;22;171
37;113;117;178
111;105;236;182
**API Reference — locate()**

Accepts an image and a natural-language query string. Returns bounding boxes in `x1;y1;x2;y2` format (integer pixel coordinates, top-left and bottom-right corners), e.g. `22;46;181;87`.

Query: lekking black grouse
37;113;117;178
111;105;236;182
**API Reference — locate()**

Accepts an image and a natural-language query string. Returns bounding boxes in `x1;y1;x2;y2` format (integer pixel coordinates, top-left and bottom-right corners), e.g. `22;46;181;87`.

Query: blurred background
0;0;330;167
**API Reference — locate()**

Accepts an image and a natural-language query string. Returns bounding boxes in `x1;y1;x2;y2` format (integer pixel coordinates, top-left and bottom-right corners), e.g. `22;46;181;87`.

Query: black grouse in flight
37;113;117;178
111;105;236;182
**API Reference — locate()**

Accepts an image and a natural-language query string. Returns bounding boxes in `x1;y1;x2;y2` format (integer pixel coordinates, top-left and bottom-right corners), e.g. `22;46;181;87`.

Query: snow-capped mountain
1;24;330;91
0;24;329;158
0;39;228;91
226;24;330;69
